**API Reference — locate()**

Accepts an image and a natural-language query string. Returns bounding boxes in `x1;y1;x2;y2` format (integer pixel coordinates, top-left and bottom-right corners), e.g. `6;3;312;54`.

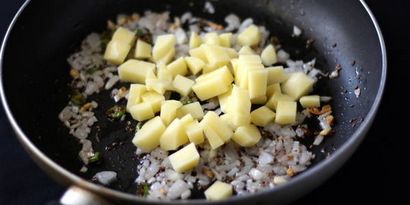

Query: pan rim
0;0;387;204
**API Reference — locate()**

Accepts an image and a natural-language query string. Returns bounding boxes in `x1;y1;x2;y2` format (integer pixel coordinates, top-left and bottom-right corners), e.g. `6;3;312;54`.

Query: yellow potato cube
196;66;233;86
266;83;282;98
160;100;183;125
185;56;205;75
169;143;200;173
185;121;204;144
204;181;233;200
112;27;135;45
172;75;195;96
192;71;231;101
266;66;288;85
177;102;204;120
189;32;202;48
135;39;152;59
160;118;189;151
132;116;165;151
201;44;231;69
219;33;233;47
126;84;146;112
239;54;262;64
204;126;224;150
223;47;238;59
229;86;251;127
275;101;297;125
189;47;207;63
218;86;233;113
251;106;276;127
238;46;255;55
237;25;260;46
157;62;174;89
232;125;261;147
261;44;278;66
299;95;320;108
266;93;294;110
146;78;169;95
167;57;188;77
281;72;314;99
219;114;235;129
152;34;176;63
156;47;175;64
129;102;155;121
202;64;217;74
248;69;268;100
104;40;131;65
251;95;267;105
118;60;155;83
204;32;220;45
201;111;233;142
180;114;195;129
141;91;165;113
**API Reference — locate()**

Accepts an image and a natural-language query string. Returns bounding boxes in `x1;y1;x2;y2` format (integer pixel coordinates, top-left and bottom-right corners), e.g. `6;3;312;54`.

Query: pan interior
1;0;383;197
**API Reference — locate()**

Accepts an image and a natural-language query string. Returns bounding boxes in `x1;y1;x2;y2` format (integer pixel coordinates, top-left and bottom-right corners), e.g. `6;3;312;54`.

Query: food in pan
59;6;335;200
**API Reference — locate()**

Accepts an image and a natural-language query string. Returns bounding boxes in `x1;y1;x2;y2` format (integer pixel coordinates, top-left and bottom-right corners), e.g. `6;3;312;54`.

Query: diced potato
239;54;262;64
177;102;204;120
112;27;135;45
223;47;238;59
169;143;200;173
141;91;165;113
281;72;314;99
299;95;320;108
201;44;231;69
185;121;204;144
152;34;176;63
132;116;165;151
157;62;174;89
201;111;233;142
185;56;205;75
104;40;131;65
251;95;267;104
275;101;297;125
160;100;183;125
204;181;233;200
135;39;152;59
237;25;260;46
235;55;264;88
204;126;224;150
172;75;195;96
251;106;276;126
204;32;220;45
189;47;208;63
218;86;233;113
238;46;255;55
266;66;287;85
157;47;176;64
266;83;282;98
195;66;233;86
261;44;278;66
248;69;268;100
118;60;155;83
192;68;232;101
126;84;146;112
189;32;202;48
129;102;155;121
202;64;216;74
145;78;168;95
266;93;294;110
232;125;261;147
229;86;251;127
160;118;189;151
219;114;234;129
167;57;188;77
219;33;232;47
180;114;195;129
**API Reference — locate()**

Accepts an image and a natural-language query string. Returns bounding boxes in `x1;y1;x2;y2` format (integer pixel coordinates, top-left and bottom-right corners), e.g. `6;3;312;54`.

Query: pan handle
60;186;111;205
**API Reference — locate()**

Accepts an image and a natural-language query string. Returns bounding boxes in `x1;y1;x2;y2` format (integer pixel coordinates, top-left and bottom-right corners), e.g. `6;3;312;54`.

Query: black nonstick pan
0;0;386;204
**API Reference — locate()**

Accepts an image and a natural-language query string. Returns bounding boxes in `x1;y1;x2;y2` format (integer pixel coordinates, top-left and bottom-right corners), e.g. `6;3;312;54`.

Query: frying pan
0;0;386;204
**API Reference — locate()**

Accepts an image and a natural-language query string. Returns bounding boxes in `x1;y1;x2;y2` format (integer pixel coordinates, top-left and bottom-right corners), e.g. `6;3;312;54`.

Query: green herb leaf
70;90;86;106
89;152;101;163
180;96;193;105
136;121;144;132
86;67;99;75
106;105;126;121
